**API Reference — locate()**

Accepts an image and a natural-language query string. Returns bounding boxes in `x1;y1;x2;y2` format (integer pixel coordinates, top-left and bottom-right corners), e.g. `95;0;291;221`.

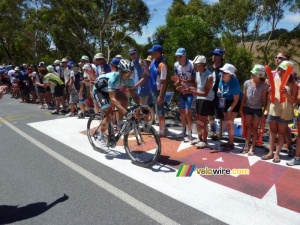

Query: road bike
87;105;161;167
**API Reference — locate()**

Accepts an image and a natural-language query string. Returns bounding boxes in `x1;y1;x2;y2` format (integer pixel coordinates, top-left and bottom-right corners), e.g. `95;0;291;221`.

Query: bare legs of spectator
223;111;238;145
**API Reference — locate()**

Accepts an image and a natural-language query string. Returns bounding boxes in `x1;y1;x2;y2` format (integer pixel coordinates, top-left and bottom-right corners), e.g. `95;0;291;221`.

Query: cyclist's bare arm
127;88;140;105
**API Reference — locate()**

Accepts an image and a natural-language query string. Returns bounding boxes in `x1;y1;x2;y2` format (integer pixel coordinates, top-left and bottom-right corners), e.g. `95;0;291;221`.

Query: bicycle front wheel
123;122;161;167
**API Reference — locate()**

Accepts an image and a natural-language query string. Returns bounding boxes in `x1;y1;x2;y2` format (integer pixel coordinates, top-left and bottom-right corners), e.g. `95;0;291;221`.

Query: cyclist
92;59;140;148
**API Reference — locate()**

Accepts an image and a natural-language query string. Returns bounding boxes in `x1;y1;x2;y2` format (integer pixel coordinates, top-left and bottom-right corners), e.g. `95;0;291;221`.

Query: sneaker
65;112;75;117
51;110;59;115
97;139;108;151
78;112;85;119
183;133;192;142
85;110;91;117
190;138;200;145
286;157;300;166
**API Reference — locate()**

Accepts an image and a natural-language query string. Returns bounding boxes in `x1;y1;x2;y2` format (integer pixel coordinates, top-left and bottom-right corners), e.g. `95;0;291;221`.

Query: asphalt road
0;95;225;225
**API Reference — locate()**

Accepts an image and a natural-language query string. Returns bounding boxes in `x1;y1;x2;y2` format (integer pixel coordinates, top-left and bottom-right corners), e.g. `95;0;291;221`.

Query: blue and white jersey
93;72;134;92
174;59;195;87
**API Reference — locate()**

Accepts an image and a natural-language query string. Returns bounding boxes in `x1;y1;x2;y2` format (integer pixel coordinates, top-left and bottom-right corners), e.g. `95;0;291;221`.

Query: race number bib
219;98;226;108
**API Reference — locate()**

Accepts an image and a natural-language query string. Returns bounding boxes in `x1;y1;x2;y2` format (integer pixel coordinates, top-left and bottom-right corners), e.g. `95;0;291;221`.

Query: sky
133;0;300;45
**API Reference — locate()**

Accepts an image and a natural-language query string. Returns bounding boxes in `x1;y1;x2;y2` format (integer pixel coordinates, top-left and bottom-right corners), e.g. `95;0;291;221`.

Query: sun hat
251;64;265;78
220;63;236;75
148;44;163;53
144;55;152;62
210;48;224;57
175;48;186;56
192;55;206;64
278;60;294;71
115;54;123;59
94;53;105;59
80;55;89;61
60;58;68;63
46;65;54;72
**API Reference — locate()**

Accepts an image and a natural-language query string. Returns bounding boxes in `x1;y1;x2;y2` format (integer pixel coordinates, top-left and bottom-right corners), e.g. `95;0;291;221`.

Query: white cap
192;55;206;64
220;63;236;75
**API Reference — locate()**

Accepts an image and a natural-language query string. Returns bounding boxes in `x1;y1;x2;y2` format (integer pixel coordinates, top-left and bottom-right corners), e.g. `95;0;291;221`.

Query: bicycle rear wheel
87;113;110;153
123;122;161;167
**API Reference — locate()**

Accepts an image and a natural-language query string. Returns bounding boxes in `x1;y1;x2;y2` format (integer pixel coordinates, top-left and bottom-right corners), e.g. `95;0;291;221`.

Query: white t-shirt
156;64;167;90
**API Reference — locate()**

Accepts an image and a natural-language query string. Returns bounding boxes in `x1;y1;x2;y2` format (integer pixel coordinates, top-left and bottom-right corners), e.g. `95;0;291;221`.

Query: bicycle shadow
0;194;68;224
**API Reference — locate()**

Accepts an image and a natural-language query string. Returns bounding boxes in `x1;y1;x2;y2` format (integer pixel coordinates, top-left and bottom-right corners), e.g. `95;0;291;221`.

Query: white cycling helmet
118;59;134;73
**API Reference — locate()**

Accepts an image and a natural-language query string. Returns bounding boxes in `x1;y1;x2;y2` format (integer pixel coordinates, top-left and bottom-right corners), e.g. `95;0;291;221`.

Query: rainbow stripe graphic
176;165;196;177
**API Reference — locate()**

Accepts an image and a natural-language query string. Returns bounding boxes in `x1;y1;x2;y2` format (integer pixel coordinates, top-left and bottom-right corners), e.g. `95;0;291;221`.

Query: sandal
248;151;255;156
195;141;207;149
240;147;249;154
261;155;273;160
273;156;281;163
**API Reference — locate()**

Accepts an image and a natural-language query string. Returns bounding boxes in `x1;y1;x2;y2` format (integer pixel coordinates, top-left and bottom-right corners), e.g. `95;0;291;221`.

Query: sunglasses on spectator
194;63;204;67
275;56;286;60
222;71;230;74
176;55;183;58
96;58;104;60
129;52;136;56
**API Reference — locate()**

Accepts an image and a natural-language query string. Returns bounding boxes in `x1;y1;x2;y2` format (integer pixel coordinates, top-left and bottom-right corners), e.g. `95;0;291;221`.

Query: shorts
211;97;224;119
268;115;290;124
221;100;241;113
179;93;194;110
152;90;165;116
93;89;110;111
46;86;51;92
54;84;65;97
195;99;214;116
69;88;79;104
243;106;262;117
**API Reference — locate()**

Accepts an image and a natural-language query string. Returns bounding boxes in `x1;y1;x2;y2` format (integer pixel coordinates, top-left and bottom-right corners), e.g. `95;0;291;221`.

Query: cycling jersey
93;72;134;92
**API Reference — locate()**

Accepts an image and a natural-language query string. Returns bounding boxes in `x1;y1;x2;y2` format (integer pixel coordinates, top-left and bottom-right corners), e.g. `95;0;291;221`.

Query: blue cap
148;44;163;53
67;61;74;67
175;48;186;56
210;48;224;57
111;58;120;66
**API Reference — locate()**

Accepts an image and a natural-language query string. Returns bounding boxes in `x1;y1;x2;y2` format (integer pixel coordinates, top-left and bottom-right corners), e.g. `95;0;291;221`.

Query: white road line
1;117;179;225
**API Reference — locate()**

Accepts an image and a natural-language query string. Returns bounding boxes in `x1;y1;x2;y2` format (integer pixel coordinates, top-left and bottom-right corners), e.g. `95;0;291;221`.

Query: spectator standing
217;64;242;151
240;65;268;156
148;44;168;137
94;53;111;77
173;48;196;142
208;48;225;140
262;61;298;163
189;55;214;148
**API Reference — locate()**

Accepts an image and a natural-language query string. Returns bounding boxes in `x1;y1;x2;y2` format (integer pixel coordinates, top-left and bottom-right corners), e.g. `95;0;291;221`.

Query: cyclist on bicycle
92;59;140;147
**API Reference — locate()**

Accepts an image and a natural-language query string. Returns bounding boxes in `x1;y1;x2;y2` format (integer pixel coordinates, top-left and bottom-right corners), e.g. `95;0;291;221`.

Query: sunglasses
194;63;204;67
129;52;136;56
176;55;184;58
275;56;286;60
221;71;230;74
96;58;104;60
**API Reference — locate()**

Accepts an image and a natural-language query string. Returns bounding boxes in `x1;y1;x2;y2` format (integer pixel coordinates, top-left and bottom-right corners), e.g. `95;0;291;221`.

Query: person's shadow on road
0;194;68;224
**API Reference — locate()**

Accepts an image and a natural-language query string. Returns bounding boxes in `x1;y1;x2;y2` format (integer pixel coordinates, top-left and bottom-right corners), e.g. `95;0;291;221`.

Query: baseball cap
38;62;45;67
128;47;137;54
111;58;121;66
175;48;186;56
251;64;265;78
15;67;20;71
61;58;68;63
192;55;206;64
81;55;89;61
220;63;236;75
115;54;123;59
210;48;224;57
278;60;294;71
148;44;163;53
94;53;105;59
83;64;93;70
